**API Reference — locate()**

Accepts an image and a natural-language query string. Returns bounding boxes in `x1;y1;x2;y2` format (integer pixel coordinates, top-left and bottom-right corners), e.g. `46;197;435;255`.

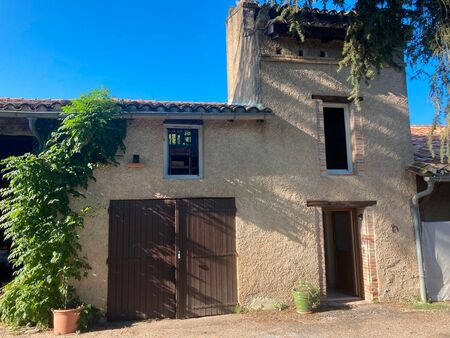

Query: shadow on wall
228;45;416;298
79;32;415;308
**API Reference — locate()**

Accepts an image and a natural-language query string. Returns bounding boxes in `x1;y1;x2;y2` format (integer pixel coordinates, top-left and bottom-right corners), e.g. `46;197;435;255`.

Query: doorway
323;209;363;300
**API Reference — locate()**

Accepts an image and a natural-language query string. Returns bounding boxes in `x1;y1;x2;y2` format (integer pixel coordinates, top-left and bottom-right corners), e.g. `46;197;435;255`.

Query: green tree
0;88;127;327
261;0;449;160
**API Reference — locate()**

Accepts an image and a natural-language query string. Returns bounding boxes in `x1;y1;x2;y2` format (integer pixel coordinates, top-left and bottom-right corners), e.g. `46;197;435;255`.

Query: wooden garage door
107;198;237;320
107;200;176;320
177;199;238;318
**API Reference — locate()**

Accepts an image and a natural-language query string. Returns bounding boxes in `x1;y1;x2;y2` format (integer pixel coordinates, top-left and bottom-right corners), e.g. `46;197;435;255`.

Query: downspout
27;117;45;146
411;177;435;303
27;117;38;138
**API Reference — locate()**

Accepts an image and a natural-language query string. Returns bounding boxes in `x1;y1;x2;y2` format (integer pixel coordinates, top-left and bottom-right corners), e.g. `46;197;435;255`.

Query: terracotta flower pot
52;308;80;335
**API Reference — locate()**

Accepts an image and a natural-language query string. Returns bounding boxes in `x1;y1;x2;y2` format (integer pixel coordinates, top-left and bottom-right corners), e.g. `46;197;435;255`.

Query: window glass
323;107;350;171
167;128;199;176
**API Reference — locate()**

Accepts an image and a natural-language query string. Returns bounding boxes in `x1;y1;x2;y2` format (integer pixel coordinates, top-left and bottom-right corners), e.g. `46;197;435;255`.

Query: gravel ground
1;303;450;338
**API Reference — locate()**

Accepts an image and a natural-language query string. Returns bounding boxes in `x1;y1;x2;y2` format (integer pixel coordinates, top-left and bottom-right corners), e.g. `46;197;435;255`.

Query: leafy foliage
259;0;450;159
0;88;127;327
77;303;102;331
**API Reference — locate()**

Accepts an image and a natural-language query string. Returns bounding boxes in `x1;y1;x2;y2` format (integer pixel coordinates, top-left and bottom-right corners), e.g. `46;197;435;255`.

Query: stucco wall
74;3;418;312
76;83;418;311
257;57;417;301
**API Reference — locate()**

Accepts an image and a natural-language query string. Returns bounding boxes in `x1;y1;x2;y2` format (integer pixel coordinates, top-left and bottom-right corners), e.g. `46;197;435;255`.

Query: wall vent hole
276;47;282;55
320;51;327;58
299;49;303;57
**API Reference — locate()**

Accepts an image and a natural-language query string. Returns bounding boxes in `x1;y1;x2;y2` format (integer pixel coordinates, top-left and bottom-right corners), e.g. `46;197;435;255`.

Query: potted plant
292;281;320;314
52;277;81;335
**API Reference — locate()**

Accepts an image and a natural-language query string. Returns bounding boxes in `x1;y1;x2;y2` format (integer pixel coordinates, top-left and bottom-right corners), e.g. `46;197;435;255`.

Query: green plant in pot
292;281;320;314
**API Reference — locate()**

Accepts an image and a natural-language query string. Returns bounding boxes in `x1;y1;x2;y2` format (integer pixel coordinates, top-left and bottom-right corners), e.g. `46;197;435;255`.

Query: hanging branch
259;0;450;161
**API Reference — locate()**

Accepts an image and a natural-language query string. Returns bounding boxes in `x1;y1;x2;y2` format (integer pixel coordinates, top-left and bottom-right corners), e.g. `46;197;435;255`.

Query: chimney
226;0;260;106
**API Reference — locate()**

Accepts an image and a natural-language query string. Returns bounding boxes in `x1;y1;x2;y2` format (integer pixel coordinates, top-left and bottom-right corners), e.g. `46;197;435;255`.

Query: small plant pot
52;308;80;335
292;290;313;314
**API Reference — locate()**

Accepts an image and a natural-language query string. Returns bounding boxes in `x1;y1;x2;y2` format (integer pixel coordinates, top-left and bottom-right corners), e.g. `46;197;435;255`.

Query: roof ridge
0;97;257;106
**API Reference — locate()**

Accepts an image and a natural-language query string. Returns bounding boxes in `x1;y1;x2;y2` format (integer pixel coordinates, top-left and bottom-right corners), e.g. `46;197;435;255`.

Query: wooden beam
306;200;377;208
311;95;364;103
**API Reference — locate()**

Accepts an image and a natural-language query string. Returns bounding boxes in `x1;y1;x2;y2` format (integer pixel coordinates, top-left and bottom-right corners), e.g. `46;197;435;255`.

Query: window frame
322;103;353;175
163;124;203;180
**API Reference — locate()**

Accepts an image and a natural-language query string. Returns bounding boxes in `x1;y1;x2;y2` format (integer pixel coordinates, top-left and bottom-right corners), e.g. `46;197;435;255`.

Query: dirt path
1;304;450;337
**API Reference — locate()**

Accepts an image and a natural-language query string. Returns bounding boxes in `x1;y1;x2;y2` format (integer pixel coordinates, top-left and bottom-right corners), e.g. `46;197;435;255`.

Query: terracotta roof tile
0;98;272;114
409;125;450;177
266;6;355;30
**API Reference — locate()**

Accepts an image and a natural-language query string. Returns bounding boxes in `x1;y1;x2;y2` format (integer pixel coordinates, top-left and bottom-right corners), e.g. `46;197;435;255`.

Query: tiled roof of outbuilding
265;6;355;26
282;7;354;29
264;6;353;41
409;125;450;177
0;98;272;114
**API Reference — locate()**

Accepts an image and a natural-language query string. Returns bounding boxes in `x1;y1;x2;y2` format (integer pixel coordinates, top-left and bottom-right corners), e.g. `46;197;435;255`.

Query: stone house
0;1;420;319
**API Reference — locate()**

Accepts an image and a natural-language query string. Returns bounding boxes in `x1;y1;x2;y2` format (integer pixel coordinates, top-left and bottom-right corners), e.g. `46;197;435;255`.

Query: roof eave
407;161;450;178
0;110;273;120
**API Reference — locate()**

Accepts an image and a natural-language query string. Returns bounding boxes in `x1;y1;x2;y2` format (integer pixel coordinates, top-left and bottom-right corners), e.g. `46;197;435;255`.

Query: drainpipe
27;117;38;137
411;177;435;303
27;117;45;148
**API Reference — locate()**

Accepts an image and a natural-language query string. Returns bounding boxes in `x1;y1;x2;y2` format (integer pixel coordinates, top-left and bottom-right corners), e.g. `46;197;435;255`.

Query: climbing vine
0;88;127;327
259;0;450;160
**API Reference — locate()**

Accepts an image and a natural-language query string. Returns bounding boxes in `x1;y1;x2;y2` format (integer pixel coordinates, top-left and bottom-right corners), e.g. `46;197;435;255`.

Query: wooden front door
332;211;359;296
107;198;237;320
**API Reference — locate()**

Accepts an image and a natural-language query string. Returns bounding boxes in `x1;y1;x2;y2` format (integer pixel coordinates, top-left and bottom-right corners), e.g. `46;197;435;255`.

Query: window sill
164;175;203;180
326;171;354;176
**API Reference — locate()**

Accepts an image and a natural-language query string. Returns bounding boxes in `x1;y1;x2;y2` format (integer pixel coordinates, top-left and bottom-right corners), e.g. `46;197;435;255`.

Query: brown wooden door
332;211;357;296
177;199;238;318
107;200;176;320
107;198;237;320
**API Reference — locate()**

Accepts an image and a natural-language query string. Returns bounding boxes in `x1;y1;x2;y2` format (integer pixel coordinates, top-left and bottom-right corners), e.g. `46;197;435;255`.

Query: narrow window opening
167;128;199;176
298;49;303;57
320;51;327;58
276;47;282;55
323;106;351;172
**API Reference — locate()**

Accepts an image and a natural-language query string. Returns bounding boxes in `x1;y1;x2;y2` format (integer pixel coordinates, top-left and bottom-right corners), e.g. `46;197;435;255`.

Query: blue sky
0;0;435;124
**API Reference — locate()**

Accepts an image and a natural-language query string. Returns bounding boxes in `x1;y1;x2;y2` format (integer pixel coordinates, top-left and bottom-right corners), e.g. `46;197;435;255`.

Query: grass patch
234;304;249;314
411;302;450;311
